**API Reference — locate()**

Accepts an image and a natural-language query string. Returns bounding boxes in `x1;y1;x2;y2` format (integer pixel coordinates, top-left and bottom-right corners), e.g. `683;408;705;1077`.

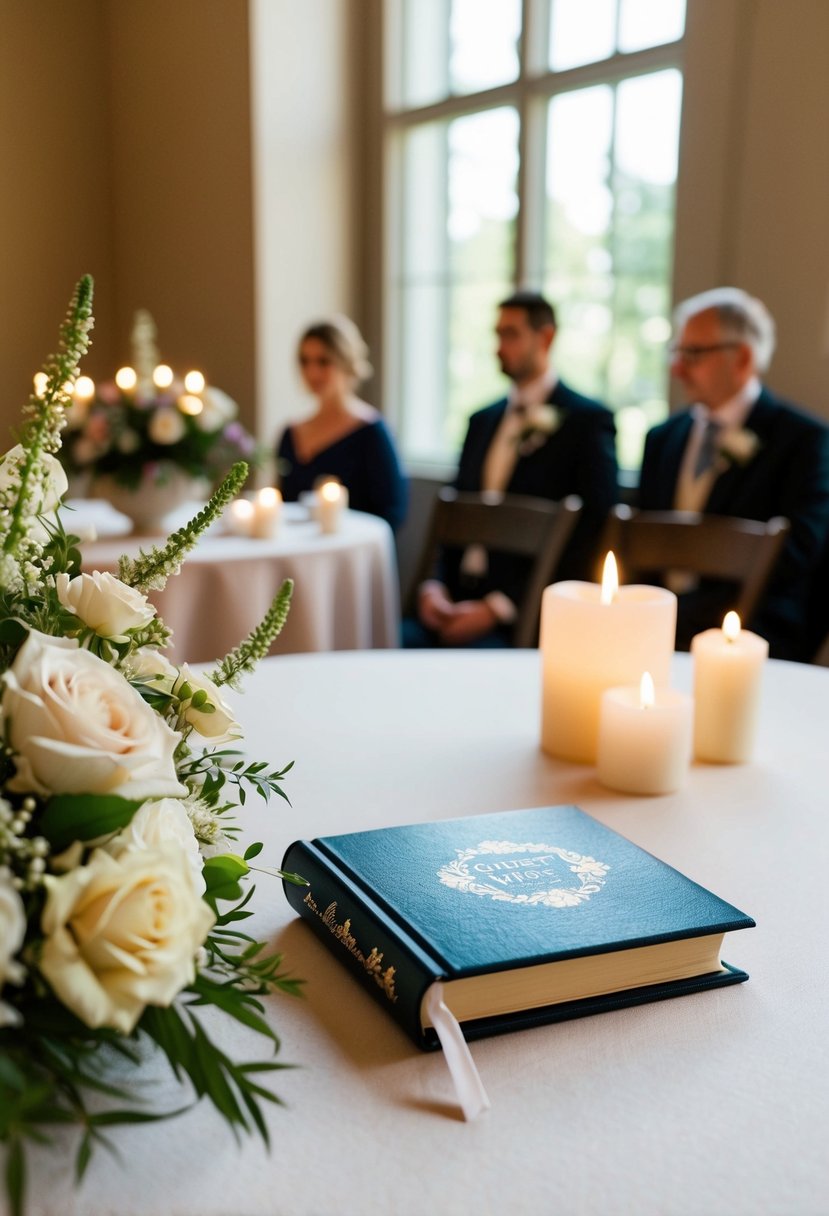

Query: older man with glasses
637;286;829;659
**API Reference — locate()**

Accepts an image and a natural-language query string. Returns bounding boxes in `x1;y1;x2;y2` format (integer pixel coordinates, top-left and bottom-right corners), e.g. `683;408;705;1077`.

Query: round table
19;649;829;1216
64;499;400;661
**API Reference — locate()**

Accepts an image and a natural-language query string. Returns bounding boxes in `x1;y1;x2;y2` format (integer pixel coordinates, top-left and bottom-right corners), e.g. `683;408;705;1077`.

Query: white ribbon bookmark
424;982;491;1121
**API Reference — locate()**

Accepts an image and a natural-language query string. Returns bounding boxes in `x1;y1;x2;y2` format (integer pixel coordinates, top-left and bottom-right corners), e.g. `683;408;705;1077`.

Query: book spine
281;840;444;1050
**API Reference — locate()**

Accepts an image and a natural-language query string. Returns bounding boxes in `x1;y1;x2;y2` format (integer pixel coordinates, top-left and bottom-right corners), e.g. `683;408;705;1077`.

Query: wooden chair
406;489;582;648
601;505;790;627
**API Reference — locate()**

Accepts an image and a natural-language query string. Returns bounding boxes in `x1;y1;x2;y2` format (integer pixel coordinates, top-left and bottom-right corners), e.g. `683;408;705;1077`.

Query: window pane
543;71;682;467
395;109;517;462
544;86;614;401
549;0;616;72
450;0;521;96
618;0;686;53
394;0;451;109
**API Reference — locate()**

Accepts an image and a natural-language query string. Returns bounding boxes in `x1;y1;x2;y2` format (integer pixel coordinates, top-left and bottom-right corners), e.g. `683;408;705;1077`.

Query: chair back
409;489;582;647
601;505;790;626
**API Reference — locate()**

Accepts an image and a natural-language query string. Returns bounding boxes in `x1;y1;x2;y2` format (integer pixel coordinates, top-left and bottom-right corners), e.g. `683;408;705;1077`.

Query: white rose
40;845;215;1033
0;444;67;511
148;407;186;445
130;649;179;693
108;798;205;894
55;570;156;639
0;870;26;1028
1;629;185;800
174;665;242;743
194;386;237;433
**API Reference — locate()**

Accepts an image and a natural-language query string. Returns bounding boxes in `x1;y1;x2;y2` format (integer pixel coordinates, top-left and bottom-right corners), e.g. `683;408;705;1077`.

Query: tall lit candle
691;612;768;763
318;480;344;534
251;486;282;539
597;672;693;795
228;498;255;537
540;554;677;763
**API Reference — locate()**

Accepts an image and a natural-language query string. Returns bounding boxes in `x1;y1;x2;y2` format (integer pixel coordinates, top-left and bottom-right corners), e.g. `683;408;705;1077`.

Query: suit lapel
704;391;773;513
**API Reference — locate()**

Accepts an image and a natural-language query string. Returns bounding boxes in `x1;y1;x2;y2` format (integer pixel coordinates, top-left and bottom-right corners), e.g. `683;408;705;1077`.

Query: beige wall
0;0;114;425
675;0;829;416
249;0;356;467
0;0;258;442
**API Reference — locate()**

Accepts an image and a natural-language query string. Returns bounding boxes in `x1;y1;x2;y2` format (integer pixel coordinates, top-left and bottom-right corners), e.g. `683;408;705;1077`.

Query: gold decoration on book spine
303;890;398;1002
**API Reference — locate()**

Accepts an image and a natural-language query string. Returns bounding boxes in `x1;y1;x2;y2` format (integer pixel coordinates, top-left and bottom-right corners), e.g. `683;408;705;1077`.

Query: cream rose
0;870;26;1027
40;845;215;1033
194;386;237;433
129;648;179;692
0;444;68;542
1;629;185;799
174;665;242;743
0;444;67;510
56;570;156;639
108;798;205;894
148;407;186;445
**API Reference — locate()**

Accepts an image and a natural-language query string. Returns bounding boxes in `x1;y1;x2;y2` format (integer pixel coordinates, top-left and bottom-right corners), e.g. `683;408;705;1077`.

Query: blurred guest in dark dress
276;317;407;531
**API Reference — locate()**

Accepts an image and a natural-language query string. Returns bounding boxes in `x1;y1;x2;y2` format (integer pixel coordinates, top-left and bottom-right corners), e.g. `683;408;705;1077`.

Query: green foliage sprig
117;460;249;593
0;280;301;1216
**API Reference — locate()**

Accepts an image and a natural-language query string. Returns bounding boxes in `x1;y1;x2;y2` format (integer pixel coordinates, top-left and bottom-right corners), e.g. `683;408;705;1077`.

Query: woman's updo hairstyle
298;315;373;385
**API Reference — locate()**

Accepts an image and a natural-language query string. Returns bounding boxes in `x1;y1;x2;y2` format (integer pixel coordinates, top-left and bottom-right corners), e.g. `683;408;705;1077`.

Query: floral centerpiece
0;278;303;1216
57;308;258;503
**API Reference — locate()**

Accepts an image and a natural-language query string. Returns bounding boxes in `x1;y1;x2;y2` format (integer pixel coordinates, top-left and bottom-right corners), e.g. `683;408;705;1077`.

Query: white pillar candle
540;554;677;763
251;486;282;539
228;498;255;537
318;480;344;534
597;673;693;795
691;612;768;763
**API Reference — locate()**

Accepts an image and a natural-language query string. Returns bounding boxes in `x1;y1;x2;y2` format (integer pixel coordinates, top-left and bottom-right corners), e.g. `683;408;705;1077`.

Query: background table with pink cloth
64;499;400;661
17;649;829;1216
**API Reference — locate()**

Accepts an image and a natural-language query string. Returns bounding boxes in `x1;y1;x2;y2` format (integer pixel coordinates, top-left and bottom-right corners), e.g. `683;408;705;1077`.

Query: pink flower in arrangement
85;414;110;445
96;382;120;405
223;422;255;455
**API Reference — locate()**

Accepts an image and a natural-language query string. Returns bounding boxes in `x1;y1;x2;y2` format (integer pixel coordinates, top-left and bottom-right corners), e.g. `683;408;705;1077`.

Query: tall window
384;0;685;469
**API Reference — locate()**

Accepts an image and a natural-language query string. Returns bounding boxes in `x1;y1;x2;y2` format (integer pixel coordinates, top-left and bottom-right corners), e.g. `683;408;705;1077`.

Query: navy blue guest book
281;805;754;1050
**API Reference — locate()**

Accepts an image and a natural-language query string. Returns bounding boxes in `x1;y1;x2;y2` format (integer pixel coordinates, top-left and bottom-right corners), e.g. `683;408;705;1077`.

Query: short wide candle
540;565;677;763
597;673;693;795
691;612;768;763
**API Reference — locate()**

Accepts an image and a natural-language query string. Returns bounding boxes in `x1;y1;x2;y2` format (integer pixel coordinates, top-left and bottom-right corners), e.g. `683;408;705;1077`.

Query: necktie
694;419;723;479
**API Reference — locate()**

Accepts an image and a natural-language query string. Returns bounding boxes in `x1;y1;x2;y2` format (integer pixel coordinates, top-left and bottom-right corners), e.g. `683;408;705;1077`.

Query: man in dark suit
405;290;618;647
638;287;829;659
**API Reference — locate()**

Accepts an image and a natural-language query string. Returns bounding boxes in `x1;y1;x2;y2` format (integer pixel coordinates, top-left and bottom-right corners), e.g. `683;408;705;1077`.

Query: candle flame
600;551;618;605
74;375;95;401
153;363;174;389
639;671;655;709
115;366;137;391
184;370;205;394
178;394;203;416
320;480;342;503
230;498;254;520
722;611;741;643
257;487;280;507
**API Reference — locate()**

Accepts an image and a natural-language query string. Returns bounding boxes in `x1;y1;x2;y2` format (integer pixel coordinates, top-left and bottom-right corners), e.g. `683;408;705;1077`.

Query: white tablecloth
65;500;400;661
18;651;829;1215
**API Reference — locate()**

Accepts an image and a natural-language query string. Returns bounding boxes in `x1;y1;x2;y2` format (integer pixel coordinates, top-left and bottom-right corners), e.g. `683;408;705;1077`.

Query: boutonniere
516;404;563;457
717;427;762;467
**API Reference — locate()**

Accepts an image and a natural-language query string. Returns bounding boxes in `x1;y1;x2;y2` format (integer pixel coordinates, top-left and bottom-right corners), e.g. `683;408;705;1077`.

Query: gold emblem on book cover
437;840;609;907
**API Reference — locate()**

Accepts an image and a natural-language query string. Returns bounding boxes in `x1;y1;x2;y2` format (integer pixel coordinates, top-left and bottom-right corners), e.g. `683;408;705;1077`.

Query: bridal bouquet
0;279;301;1216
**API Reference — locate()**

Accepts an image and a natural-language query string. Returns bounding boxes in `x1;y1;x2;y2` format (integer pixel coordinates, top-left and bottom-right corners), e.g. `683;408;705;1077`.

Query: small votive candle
691;611;768;763
228;498;255;536
597;672;693;796
251;487;282;539
318;480;344;534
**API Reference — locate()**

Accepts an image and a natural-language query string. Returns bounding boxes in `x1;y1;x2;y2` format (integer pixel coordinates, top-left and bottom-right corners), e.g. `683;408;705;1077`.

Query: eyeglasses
668;342;742;365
